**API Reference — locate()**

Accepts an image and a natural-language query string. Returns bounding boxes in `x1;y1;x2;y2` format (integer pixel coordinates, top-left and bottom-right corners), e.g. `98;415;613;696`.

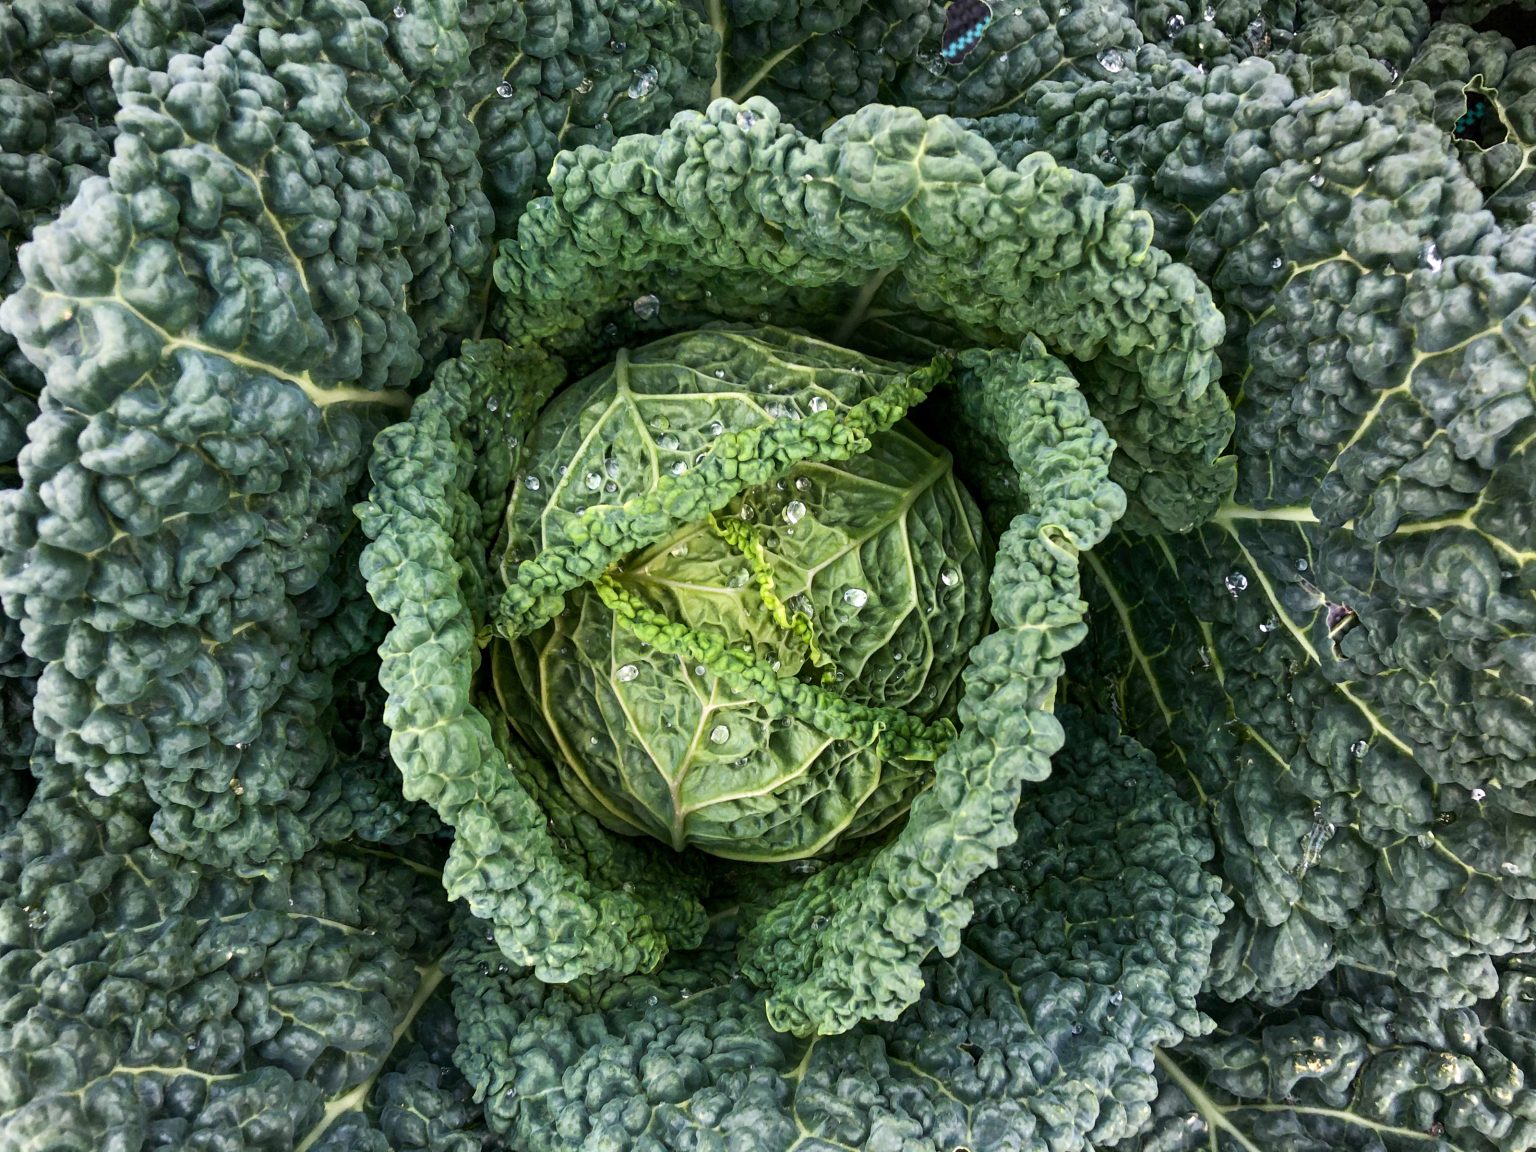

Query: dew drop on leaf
1270;255;1284;269
392;3;406;15
1420;241;1443;272
616;664;640;683
709;724;730;744
810;915;829;931
627;66;658;100
783;500;807;525
1258;617;1278;633
1097;48;1125;73
843;587;868;608
524;475;541;492
736;108;758;130
809;395;829;413
633;293;661;319
707;420;724;435
584;471;602;491
496;81;514;98
1472;786;1487;801
1503;862;1520;876
658;432;679;451
669;460;687;476
1166;13;1185;34
486;395;499;412
574;76;594;94
1309;172;1324;187
941;568;961;587
1223;571;1248;596
1350;739;1369;757
605;457;622;478
669;543;688;557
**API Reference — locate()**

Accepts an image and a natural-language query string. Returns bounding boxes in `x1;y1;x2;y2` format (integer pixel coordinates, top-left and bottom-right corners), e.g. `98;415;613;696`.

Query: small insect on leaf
942;0;994;62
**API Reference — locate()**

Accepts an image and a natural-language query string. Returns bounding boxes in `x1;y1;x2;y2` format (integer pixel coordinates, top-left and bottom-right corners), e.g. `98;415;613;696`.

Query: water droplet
486;395;499;412
1502;861;1520;876
1309;172;1324;187
1097;48;1125;73
584;470;603;491
574;76;594;94
1246;17;1266;40
1296;558;1309;571
789;594;814;618
709;724;730;744
998;52;1009;63
1417;831;1436;848
605;457;622;478
627;66;658;99
1471;786;1487;802
788;859;823;876
392;3;406;15
1224;571;1248;596
941;568;960;587
1350;739;1369;757
736;108;758;130
783;500;806;525
669;543;689;558
843;587;868;608
1166;13;1185;34
1270;255;1284;270
918;50;949;76
604;480;618;494
496;81;514;98
1420;241;1443;272
738;503;756;522
707;420;724;436
1382;59;1399;81
524;475;541;492
810;915;829;931
633;293;661;319
1258;617;1278;634
1071;1022;1085;1036
1109;989;1124;1005
588;735;600;746
808;395;829;413
608;39;626;52
1202;3;1214;19
616;664;640;683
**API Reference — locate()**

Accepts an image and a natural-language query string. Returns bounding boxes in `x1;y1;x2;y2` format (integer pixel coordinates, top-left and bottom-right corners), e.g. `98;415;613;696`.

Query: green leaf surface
450;712;1227;1152
493;96;1232;533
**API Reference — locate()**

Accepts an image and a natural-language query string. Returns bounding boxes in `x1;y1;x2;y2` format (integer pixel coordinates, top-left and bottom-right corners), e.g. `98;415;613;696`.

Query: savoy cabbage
0;0;1532;1149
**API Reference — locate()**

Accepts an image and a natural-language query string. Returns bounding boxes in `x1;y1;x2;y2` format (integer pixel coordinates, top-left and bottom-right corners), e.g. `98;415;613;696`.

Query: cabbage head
494;347;991;860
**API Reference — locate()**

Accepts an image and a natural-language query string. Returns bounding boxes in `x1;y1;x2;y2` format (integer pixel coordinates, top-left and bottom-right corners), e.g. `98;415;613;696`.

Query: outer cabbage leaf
975;33;1536;1009
0;0;498;871
359;338;714;989
0;773;459;1151
448;713;1227;1152
492;97;1232;535
1116;965;1536;1152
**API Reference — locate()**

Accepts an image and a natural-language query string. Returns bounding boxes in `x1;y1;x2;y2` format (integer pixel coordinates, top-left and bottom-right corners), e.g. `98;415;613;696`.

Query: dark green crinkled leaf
977;27;1536;1011
449;712;1227;1152
0;772;455;1152
1114;965;1536;1152
0;0;497;871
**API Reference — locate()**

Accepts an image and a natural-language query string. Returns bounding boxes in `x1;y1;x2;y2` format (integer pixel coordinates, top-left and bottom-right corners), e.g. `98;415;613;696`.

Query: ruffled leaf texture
449;712;1227;1152
967;17;1536;1008
0;0;500;869
0;768;482;1151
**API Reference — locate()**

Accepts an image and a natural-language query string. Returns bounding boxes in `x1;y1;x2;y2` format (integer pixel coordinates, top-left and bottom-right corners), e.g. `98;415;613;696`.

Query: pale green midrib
834;266;898;344
707;0;727;102
293;958;448;1152
38;288;410;410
